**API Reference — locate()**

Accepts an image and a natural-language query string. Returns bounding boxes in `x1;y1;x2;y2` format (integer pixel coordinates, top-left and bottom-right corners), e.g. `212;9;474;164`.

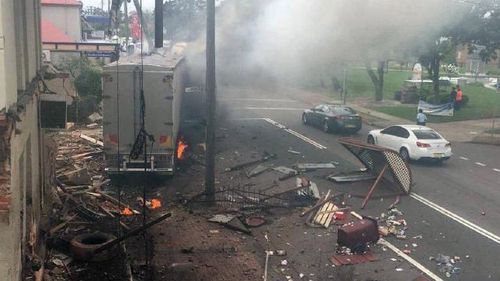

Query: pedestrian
455;86;463;110
450;87;457;103
416;109;427;126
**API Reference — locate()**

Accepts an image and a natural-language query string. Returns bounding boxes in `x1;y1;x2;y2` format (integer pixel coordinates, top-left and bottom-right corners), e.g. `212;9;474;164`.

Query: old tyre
399;148;410;162
70;232;117;261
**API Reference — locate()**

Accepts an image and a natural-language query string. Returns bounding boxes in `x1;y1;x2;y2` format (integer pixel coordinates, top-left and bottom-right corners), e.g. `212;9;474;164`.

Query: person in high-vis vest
455;86;463;110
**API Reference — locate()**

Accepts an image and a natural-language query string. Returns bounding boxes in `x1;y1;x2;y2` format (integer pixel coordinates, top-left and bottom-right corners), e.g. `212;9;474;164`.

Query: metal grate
338;137;413;195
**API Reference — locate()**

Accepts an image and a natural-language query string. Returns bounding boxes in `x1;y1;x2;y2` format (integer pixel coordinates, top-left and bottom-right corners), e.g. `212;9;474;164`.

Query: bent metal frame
337;137;413;208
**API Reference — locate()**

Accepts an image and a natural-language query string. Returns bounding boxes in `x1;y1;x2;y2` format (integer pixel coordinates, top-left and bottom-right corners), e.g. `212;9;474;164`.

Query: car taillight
416;141;431;148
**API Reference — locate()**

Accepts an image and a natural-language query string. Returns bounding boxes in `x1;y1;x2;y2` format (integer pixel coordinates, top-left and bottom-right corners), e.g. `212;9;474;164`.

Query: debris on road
208;214;251;234
247;164;271;177
295;163;336;171
224;152;277;172
330;250;378;266
378;208;408;239
273;166;298;181
432;254;463;277
338;218;380;253
327;172;377;183
245;216;266;227
287;149;301;155
336;138;413;208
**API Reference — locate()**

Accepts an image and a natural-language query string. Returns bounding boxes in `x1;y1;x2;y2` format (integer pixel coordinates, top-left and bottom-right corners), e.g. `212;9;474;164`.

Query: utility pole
124;2;129;50
205;0;216;202
342;68;347;105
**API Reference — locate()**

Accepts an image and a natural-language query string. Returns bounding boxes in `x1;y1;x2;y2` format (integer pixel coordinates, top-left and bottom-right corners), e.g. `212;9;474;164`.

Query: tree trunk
365;60;385;101
432;55;440;97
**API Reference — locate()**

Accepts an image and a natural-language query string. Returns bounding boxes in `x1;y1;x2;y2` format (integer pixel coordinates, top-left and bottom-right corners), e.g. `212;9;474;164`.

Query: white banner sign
417;100;454;116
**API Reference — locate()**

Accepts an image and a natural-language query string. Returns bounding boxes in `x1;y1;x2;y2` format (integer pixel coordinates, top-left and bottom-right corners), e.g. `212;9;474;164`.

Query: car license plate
345;124;356;128
433;153;444;157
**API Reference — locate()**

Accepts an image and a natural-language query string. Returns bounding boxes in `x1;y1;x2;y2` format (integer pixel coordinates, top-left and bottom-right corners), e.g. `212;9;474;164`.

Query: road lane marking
493;168;500;173
475;162;487;167
220;98;298;103
459;156;469;160
378;239;444;281
238;107;305;111
410;193;500;245
262;118;327;149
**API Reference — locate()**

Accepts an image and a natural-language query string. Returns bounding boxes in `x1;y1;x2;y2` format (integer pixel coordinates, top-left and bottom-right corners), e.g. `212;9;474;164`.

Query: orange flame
150;199;162;209
177;138;188;160
121;207;133;216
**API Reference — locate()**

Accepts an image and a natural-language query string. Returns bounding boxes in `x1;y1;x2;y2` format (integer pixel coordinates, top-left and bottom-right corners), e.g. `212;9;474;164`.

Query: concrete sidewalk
284;87;500;144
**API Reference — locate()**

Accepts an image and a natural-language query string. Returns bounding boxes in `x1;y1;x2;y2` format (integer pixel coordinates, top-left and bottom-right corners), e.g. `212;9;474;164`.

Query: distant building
41;0;82;41
456;44;500;74
40;0;119;65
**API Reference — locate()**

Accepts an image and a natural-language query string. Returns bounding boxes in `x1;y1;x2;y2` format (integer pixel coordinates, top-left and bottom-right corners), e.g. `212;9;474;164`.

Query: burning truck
102;54;187;175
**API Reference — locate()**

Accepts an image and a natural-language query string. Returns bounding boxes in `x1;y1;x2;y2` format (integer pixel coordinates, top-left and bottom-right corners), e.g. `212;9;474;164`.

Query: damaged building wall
0;0;44;280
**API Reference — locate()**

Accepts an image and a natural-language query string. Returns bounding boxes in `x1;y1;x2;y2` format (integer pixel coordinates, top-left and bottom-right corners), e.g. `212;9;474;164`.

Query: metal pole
205;0;216;202
342;68;347;105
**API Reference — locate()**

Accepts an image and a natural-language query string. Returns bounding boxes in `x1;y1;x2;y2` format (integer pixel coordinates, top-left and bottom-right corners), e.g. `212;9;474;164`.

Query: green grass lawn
297;65;500;122
345;68;411;100
375;83;500;122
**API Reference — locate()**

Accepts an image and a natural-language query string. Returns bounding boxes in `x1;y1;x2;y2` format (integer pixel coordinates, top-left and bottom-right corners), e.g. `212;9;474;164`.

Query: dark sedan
302;104;362;133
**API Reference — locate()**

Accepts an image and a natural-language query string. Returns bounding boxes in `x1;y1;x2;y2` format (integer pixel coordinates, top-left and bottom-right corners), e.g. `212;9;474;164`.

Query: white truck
102;54;186;175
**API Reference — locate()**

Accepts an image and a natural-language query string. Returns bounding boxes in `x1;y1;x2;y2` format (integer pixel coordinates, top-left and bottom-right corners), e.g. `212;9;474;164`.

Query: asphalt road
218;87;500;281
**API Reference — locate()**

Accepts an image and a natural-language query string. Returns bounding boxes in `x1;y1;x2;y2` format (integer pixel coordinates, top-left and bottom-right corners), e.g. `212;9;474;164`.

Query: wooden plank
314;203;330;224
318;203;331;225
324;205;339;228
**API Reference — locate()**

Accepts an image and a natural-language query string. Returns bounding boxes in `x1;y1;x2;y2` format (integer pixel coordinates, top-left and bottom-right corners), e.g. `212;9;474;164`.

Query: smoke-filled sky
208;0;469;85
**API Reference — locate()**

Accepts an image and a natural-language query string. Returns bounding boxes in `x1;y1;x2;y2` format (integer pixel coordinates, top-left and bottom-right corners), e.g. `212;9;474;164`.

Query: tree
453;0;500;63
365;60;386;101
163;0;206;40
62;58;103;122
417;37;456;96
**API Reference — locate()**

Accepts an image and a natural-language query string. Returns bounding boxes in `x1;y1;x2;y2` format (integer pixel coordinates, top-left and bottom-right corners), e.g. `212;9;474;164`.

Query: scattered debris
247;164;271;177
273;166;298;181
295;163;336;171
79;133;104;147
338;219;379;253
245;216;266;227
432;254;463;277
378;208;408;239
225;152;277;172
327;172;376;183
330;250;378;266
208;214;251;234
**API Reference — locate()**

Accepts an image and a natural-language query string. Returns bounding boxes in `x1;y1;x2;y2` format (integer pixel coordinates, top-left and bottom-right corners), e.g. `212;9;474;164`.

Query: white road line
410;193;500;245
238;107;305;111
459;156;469;160
475;162;487;167
493;168;500;173
262;118;327;149
378;239;444;281
220;98;298;103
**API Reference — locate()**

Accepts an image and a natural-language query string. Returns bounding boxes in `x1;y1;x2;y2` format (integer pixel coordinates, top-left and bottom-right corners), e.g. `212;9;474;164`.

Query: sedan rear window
329;106;356;115
412;130;441;139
